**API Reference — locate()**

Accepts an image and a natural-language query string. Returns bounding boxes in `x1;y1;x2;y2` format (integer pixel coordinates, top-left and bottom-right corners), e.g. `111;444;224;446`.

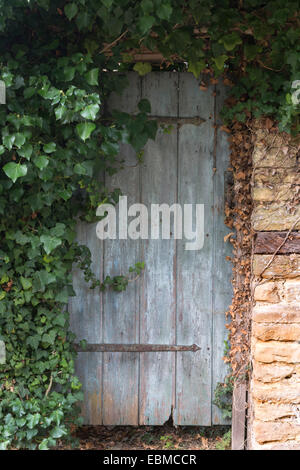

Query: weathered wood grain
254;231;300;254
139;72;178;425
174;73;214;426
102;165;140;425
231;383;247;450
212;82;232;425
70;71;231;426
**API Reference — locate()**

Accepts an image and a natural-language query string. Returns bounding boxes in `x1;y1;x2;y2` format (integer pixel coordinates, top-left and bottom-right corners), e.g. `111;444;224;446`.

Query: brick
252;380;300;403
253;341;300;363
254;402;297;421
252;323;300;341
253;421;300;444
252;203;300;231
254;282;279;303
284;280;300;303
252;304;300;323
253;255;300;278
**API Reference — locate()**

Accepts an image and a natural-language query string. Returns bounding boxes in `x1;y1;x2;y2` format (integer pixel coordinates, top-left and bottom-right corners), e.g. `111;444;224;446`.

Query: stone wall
250;128;300;450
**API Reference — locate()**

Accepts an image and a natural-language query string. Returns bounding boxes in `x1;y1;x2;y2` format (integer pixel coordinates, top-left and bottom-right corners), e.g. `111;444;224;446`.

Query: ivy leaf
17;143;33;160
63;66;76;82
54;313;66;327
74;160;94;176
188;60;206;78
213;55;228;70
20;277;32;290
33;155;49;170
14;133;26;149
43;142;56;153
76;122;96;141
157;4;172;20
3;135;15;150
40;235;62;254
26;334;40;350
27;413;41;429
139;15;155;34
64;3;78;21
85;68;99;86
80;103;100;120
3;162;27;183
138;99;151;113
39;439;49;451
133;62;152;76
50;426;67;439
221;33;242;51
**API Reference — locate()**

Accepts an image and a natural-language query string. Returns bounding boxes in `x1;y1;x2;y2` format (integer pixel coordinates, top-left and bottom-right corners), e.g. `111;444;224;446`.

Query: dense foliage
0;0;299;449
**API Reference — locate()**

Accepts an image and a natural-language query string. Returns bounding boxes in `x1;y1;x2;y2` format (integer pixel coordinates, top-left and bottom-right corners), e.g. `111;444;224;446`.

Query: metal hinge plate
74;343;201;352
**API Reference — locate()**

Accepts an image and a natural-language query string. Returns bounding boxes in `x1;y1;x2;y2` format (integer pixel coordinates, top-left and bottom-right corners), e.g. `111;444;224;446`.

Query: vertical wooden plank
231;383;247;450
174;72;215;426
75;352;102;425
139;72;178;425
102;74;141;425
212;82;233;424
69;220;103;424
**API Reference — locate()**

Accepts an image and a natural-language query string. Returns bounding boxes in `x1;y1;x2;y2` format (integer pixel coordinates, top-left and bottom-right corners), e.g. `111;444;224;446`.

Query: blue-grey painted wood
139;72;178;424
174;73;214;425
69;220;103;424
69;71;232;426
102;73;141;425
212;82;232;424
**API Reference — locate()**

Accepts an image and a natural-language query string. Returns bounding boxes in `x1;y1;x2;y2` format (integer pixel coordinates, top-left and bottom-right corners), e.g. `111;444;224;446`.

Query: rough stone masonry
250;128;300;450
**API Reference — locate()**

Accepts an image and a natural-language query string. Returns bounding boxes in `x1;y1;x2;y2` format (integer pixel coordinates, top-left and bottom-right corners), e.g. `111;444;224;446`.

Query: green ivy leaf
3;162;27;183
43;142;56;153
76;122;96;141
33;155;49;170
3;135;15;150
139;15;155;34
188;60;206;78
157;4;172;20
27;413;41;430
80;103;100;120
85;68;99;85
133;62;152;76
213;55;228;70
50;426;67;439
138;99;151;113
20;277;32;290
17;143;33;160
38;439;49;450
40;235;62;254
64;3;78;21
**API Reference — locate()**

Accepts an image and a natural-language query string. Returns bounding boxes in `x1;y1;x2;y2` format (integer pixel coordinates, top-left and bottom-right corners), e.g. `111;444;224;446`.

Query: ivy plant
0;0;299;449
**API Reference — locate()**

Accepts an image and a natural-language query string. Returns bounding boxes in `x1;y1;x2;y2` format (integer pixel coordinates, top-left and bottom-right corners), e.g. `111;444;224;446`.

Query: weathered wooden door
69;72;232;426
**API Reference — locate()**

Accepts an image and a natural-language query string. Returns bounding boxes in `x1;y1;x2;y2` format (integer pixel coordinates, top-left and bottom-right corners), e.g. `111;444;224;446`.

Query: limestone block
253;421;300;444
254;281;279;303
252;304;300;323
252;204;300;231
253;341;300;363
252;323;300;341
253;255;300;278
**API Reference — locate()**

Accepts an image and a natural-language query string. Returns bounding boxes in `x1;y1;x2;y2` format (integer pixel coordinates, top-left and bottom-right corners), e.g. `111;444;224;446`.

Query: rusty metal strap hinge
149;116;205;127
74;343;201;352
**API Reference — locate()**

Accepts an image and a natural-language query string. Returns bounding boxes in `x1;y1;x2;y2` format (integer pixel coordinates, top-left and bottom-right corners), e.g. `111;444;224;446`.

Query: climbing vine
0;0;299;449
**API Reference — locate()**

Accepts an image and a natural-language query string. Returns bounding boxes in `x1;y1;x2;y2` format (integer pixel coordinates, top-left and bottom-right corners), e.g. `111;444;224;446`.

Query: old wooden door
69;72;232;426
